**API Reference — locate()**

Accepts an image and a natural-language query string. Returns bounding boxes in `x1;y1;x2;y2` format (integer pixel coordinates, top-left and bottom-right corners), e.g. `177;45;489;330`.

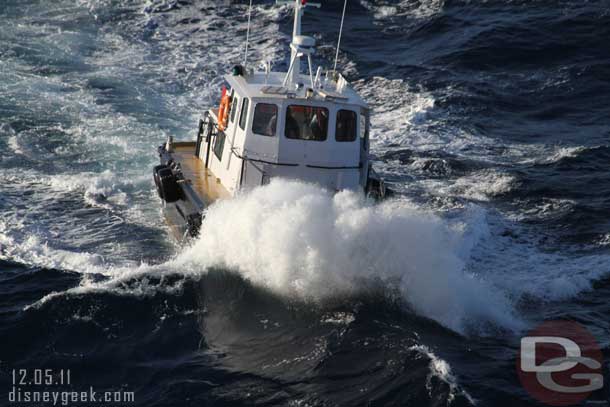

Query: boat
153;0;390;240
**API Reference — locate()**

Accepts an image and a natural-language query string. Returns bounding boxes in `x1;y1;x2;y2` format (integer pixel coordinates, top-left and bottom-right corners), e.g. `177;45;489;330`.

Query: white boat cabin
197;68;370;195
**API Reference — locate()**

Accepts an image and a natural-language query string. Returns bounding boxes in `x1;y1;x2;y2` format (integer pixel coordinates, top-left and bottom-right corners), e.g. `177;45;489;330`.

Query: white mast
278;0;320;87
289;0;304;85
243;0;254;66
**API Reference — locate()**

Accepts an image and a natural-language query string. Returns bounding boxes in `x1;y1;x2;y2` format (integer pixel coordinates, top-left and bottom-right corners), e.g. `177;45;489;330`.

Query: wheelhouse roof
224;71;368;109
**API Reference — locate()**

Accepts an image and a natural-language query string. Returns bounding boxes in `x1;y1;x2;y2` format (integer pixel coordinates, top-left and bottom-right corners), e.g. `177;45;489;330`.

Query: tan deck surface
172;142;230;204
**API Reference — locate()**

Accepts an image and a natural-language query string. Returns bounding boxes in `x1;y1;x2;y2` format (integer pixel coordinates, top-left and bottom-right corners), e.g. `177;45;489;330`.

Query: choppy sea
1;0;609;405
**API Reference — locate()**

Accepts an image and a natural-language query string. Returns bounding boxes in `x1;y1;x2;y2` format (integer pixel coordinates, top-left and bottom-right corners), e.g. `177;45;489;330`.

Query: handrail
230;147;299;167
236;149;267;188
197;112;222;169
230;147;362;188
306;164;361;170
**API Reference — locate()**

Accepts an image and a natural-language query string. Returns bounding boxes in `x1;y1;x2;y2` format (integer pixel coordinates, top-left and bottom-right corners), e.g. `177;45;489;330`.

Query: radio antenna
333;0;348;73
243;0;253;66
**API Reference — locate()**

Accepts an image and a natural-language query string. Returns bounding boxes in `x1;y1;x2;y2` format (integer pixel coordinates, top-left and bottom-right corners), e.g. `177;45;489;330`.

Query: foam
0;220;108;274
7;135;24;155
515;144;588;165
409;344;475;404
464;210;610;304
353;78;591;173
1;123;22;155
597;233;610;247
174;179;521;334
375;6;398;19
547;146;586;163
472;240;610;303
509;198;576;222
412;170;516;208
359;0;443;20
354;77;436;148
352;77;497;163
321;312;356;326
46;169;144;210
23;264;183;311
449;170;517;201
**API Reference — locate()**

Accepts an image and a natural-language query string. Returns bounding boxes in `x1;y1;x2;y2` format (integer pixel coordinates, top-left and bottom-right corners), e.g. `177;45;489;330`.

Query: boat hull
155;141;229;241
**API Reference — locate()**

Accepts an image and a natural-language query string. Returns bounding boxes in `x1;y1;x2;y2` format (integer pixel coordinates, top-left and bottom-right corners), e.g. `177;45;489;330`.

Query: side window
230;96;239;123
336;110;357;142
252;103;278;137
213;132;226;161
359;108;369;146
285;105;328;141
239;98;249;130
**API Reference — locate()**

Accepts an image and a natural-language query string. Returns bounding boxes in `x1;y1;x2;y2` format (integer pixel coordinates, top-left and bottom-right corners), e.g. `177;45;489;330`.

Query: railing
196;114;274;188
195;111;221;168
231;147;365;189
232;148;306;188
232;148;269;188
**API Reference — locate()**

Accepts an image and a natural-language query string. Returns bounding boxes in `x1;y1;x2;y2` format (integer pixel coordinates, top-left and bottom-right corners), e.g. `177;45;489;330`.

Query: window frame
359;108;370;150
251;102;278;137
284;104;329;142
239;98;249;130
229;95;239;123
335;109;358;142
213;131;226;161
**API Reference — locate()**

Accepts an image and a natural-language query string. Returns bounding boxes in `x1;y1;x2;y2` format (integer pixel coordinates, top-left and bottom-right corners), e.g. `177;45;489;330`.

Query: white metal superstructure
201;0;371;194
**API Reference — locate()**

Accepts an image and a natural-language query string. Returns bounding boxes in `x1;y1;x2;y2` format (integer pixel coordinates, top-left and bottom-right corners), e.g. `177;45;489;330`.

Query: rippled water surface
1;1;609;405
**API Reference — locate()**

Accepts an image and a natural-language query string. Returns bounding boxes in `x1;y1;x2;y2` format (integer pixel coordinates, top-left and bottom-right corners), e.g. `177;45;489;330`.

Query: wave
409;344;475;405
44;169;148;210
1;123;23;155
465;210;610;304
359;0;444;20
4;176;514;336
449;170;517;201
15;178;608;334
0;219;112;276
174;179;521;335
13;263;475;406
354;77;438;149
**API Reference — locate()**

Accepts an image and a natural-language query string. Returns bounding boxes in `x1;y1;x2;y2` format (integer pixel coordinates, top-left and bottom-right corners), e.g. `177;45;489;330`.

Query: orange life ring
218;87;231;131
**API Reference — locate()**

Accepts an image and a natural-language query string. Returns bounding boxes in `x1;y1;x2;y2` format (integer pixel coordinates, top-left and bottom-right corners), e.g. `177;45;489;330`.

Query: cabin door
306;108;359;168
279;105;306;164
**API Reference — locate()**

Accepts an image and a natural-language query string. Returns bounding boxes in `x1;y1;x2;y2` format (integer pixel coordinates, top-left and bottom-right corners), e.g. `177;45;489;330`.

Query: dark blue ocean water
1;0;609;406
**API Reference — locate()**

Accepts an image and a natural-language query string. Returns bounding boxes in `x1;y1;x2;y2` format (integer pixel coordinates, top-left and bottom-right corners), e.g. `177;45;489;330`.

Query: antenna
333;0;348;73
277;0;320;86
243;0;253;66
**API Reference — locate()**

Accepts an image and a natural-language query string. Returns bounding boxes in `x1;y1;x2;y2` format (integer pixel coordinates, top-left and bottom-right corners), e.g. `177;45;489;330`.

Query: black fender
157;168;180;203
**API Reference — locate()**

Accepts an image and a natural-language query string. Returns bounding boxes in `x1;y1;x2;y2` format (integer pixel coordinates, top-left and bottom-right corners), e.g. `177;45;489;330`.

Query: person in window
285;109;300;139
308;109;327;140
266;113;277;137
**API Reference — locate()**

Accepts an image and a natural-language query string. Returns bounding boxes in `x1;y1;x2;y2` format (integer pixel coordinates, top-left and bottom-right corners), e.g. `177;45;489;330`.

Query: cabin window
359;109;369;145
252;103;278;137
213;131;226;161
230;96;239;123
335;110;357;142
285;105;328;141
239;98;249;130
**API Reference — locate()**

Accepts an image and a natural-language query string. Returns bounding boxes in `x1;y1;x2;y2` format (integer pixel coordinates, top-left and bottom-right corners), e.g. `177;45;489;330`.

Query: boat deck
172;142;230;205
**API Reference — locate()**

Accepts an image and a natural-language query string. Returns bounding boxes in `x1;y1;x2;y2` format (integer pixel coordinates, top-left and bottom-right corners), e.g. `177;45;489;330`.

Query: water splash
174;179;522;334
